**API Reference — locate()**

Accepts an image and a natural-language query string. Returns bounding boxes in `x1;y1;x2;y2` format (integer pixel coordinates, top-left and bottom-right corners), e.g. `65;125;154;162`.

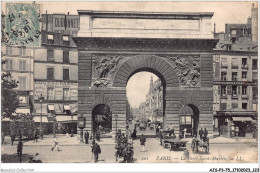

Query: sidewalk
3;135;257;146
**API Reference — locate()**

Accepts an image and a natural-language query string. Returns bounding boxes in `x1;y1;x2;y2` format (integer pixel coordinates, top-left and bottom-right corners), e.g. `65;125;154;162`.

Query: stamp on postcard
5;3;41;46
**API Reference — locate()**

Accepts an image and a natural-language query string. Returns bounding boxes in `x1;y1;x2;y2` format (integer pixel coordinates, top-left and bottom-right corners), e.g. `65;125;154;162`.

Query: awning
33;116;49;123
16;108;30;114
56;115;78;123
64;105;71;111
232;117;253;122
48;105;54;111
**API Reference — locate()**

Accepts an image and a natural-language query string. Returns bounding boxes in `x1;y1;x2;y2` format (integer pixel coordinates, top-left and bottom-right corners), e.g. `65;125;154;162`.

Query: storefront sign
214;81;257;86
53;14;79;31
34;81;78;101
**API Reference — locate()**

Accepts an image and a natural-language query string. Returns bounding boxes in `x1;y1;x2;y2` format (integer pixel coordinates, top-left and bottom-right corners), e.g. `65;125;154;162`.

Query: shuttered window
47;68;54;80
231;58;239;68
221;58;228;67
19;60;26;71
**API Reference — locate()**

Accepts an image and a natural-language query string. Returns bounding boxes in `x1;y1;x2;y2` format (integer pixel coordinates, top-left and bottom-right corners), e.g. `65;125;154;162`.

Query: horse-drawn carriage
115;142;134;163
159;131;188;151
191;137;209;153
115;130;134;163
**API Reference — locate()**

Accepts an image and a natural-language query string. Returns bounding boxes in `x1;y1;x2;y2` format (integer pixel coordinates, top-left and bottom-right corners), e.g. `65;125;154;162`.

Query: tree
1;59;19;118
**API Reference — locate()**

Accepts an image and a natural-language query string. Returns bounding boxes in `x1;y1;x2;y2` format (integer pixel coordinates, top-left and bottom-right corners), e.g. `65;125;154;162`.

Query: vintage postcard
0;1;259;172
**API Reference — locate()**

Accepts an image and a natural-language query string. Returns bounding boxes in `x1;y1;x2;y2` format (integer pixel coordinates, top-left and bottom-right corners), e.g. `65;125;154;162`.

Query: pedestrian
33;129;38;142
131;127;137;140
10;132;15;145
96;130;100;141
2;132;5;145
91;141;101;163
199;128;204;140
66;128;69;138
51;134;60;151
183;128;187;139
156;126;160;137
140;134;146;152
17;137;23;163
203;128;208;139
235;126;239;141
71;128;74;137
168;123;174;136
85;131;89;144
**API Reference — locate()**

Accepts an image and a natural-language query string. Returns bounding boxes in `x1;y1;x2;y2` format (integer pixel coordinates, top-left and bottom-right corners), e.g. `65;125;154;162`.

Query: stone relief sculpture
167;55;201;87
92;55;124;87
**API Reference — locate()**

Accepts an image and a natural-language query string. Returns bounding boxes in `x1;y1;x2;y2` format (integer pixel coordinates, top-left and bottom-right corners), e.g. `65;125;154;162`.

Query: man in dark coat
131;127;137;140
92;141;101;163
71;129;74;137
140;134;146;152
199;128;204;140
33;129;38;142
17;137;23;162
10;132;15;145
84;131;89;144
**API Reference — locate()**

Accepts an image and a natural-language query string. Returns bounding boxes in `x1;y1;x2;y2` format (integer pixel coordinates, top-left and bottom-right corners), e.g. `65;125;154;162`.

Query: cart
163;139;188;151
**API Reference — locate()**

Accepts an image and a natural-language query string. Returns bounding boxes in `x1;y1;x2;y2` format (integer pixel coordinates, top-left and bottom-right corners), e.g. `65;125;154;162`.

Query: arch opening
92;104;112;138
179;104;200;138
126;69;166;136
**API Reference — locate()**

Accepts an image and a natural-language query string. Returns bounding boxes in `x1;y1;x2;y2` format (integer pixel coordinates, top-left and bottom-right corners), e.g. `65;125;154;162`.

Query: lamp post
114;114;118;142
39;94;44;140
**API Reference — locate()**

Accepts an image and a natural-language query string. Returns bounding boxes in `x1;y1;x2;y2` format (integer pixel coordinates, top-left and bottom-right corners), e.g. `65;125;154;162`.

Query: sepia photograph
0;0;259;172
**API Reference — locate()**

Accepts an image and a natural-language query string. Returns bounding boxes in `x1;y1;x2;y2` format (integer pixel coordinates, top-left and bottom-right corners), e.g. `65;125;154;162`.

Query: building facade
1;45;34;115
213;6;258;138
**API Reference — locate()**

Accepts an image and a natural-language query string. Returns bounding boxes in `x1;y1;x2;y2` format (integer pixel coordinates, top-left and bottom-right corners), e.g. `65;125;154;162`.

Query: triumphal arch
73;11;218;138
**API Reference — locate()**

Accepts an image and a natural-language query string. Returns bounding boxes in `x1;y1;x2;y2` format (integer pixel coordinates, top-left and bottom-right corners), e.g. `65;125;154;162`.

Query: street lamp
39;94;44;140
114;114;118;142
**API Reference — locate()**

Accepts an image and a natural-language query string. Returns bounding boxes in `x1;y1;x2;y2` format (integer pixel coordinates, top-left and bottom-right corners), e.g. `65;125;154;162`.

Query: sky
126;72;158;108
34;1;254;32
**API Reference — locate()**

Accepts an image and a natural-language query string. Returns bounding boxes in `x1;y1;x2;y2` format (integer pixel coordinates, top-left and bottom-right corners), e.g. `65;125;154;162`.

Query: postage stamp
5;3;41;47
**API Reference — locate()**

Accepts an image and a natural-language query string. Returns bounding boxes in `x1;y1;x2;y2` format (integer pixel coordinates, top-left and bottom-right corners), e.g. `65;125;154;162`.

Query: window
252;59;258;69
221;85;226;96
18;96;27;104
63;104;71;114
6;60;13;70
242;86;247;95
6;46;12;55
232;85;237;96
47;34;54;44
221;72;227;81
242;58;247;67
63;36;69;41
220;103;227;110
221;58;228;67
231;30;237;35
47;49;54;62
253;87;258;99
242;71;247;79
232;72;238;81
63;88;70;100
63;51;69;63
231;58;238;68
242;103;247;109
47;68;54;80
227;85;232;95
18;77;26;90
47;105;55;114
63;69;69;80
19;60;26;71
20;46;26;56
231;103;238;108
47;87;54;100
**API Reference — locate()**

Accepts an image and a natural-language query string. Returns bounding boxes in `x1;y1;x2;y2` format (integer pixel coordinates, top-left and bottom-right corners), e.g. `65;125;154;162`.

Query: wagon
163;139;188;151
191;137;209;153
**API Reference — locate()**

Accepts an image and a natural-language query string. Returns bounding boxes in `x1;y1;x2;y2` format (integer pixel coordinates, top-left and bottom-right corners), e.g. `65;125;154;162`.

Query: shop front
216;108;256;138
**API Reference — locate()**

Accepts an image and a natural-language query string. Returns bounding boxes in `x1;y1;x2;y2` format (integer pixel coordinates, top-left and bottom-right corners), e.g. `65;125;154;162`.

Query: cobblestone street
1;135;257;163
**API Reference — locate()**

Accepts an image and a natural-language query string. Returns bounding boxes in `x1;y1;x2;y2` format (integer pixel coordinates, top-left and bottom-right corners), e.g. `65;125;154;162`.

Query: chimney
251;3;258;42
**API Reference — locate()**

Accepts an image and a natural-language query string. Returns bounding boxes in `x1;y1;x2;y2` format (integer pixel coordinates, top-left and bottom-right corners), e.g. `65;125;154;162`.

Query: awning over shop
16;108;30;114
33;116;49;123
56;115;78;123
48;105;54;111
64;105;71;110
217;108;256;116
232;117;253;122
